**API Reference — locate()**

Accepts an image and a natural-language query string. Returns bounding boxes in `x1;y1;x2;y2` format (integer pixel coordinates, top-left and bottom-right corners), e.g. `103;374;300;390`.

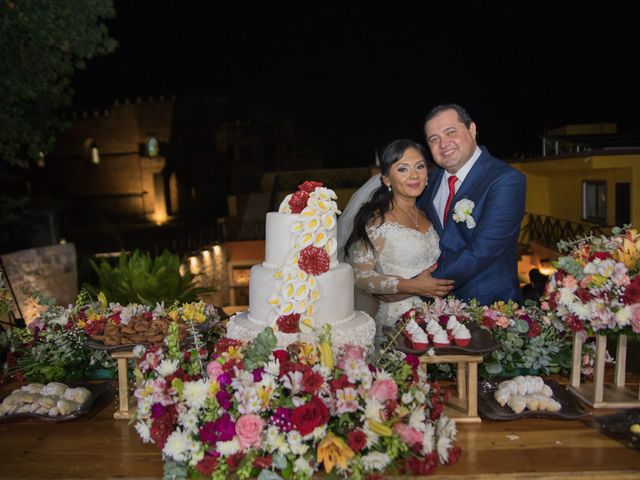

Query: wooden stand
420;353;483;423
111;351;137;419
568;333;640;409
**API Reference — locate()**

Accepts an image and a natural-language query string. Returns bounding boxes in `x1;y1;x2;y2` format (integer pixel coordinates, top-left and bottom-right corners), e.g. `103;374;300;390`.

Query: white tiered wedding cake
226;181;375;347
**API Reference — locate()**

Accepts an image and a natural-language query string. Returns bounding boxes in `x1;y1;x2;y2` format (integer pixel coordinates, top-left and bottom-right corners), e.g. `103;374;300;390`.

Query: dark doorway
615;182;631;226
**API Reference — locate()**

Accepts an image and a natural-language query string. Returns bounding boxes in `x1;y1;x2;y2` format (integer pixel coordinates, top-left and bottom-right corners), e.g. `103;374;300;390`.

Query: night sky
72;1;640;166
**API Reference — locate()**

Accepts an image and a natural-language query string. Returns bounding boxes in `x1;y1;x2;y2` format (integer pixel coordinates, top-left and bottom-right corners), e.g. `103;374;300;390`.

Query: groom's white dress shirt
433;146;482;226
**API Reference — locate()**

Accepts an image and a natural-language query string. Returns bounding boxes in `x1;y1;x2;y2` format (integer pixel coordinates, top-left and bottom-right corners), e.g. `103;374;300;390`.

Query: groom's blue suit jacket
417;146;526;305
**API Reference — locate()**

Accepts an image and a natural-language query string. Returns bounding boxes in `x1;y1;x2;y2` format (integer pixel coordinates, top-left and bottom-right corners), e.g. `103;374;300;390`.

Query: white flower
216;438;241;457
360;451;391;471
362;421;380;449
436;416;457;439
156;359;179;377
422;423;436;454
558;287;578;306
569;301;592;320
135;421;151;443
182;380;209;409
264;359;280;377
287;430;309;456
408;407;427;431
615;305;631;327
162;430;191;463
401;392;414;404
293;457;314;476
133;345;147;358
278;194;293;213
414;390;426;404
437;435;453;464
364;398;384;421
452;199;476;228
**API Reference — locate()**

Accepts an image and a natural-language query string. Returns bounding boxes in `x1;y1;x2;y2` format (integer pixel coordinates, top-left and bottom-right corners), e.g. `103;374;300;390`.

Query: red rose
301;369;325;395
528;322;542;338
291;396;329;436
347;430;367;452
298;245;330;276
623;276;640;304
276;313;300;333
195;456;219;476
150;405;178;449
297;180;323;193
288;190;309;213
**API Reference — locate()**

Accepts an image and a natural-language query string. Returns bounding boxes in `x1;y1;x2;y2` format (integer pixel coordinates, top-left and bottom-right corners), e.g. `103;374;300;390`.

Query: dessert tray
386;323;499;355
0;381;109;423
84;319;216;352
477;379;589;421
593;408;640;449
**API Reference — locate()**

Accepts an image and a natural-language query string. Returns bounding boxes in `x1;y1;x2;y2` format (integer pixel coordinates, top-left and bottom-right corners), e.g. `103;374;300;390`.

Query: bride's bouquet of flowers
541;227;640;338
133;325;461;479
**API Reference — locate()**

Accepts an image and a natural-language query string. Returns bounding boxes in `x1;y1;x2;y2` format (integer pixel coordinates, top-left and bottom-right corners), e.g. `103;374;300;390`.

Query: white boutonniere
452;199;476;228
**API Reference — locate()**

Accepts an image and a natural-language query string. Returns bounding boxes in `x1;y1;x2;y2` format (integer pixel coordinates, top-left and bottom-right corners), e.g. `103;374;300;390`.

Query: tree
0;1;117;167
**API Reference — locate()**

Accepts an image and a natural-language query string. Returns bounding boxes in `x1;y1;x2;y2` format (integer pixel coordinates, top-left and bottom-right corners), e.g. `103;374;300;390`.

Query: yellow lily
318;340;334;370
317;433;354;473
368;419;393;437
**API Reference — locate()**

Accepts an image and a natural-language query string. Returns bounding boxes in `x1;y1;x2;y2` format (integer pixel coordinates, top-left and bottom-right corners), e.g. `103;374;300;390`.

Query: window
582;181;606;224
145;136;159;157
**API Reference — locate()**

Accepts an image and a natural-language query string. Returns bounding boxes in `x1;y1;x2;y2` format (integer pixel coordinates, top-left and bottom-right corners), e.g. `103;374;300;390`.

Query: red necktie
443;175;458;224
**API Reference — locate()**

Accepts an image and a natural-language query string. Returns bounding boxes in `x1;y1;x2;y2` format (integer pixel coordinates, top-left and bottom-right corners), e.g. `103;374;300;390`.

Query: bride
340;139;454;344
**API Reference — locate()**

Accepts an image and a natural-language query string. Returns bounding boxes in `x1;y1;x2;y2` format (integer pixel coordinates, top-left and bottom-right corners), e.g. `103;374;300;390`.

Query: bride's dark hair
344;139;428;256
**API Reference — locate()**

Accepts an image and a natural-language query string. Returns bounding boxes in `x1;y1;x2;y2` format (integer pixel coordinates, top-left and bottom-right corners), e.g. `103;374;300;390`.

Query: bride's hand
401;264;454;298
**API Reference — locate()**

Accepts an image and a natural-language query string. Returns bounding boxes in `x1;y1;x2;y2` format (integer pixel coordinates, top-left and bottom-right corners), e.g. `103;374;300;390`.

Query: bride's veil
337;173;382;317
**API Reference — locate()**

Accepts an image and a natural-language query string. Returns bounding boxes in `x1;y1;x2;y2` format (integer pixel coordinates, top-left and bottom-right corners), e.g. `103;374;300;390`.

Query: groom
416;104;526;305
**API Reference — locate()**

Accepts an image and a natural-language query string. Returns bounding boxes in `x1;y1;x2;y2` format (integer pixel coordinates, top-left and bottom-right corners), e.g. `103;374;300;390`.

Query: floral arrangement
541;227;640;338
269;181;341;335
0;291;224;384
0;272;13;317
465;300;572;377
386;298;572;379
1;293;115;383
133;325;461;479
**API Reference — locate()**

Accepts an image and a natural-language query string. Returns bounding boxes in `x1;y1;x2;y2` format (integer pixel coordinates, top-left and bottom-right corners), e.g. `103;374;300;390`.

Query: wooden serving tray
477;379;589;421
0;381;109;423
387;323;499;355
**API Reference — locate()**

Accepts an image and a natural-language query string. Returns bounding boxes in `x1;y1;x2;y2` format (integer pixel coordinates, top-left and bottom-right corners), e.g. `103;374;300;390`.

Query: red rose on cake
298;245;330;276
276;313;301;333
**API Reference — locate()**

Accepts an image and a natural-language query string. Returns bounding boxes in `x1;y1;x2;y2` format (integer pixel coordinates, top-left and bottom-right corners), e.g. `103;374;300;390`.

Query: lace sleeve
351;225;399;294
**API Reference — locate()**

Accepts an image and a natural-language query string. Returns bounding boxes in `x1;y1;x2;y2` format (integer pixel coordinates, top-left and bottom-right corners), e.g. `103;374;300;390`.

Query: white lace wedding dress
349;221;441;345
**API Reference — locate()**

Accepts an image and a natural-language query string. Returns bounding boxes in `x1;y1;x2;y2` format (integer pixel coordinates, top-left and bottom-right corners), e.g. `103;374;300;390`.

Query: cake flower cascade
268;181;340;335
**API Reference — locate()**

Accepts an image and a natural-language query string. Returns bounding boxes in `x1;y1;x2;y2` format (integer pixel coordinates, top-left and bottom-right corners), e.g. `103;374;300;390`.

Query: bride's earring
387;185;392;192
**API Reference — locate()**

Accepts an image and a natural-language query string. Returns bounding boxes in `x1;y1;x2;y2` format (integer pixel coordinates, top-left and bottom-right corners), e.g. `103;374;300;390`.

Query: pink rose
563;275;578;288
235;414;264;450
207;361;224;381
630;303;640;334
367;379;398;403
393;423;423;447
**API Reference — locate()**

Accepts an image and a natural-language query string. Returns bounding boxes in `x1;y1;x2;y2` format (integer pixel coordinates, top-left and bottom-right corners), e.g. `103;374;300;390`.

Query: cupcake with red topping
454;325;472;347
404;319;429;350
432;330;450;347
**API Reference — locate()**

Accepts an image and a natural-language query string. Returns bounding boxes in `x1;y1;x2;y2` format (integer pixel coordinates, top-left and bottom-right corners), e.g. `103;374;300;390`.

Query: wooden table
1;382;639;479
